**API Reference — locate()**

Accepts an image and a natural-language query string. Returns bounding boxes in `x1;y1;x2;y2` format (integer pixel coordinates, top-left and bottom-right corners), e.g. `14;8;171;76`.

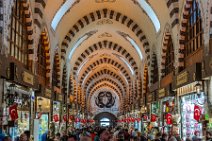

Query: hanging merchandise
194;105;202;122
166;113;172;125
151;114;157;122
63;115;67;122
53;114;59;122
9;104;18;121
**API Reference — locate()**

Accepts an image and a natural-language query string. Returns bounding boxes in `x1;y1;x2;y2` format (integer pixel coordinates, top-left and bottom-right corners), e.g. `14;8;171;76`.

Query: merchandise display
180;93;205;140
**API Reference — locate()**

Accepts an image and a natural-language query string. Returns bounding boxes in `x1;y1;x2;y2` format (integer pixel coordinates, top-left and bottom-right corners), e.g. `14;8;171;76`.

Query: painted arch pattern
89;83;121;101
61;8;150;63
79;57;131;84
34;0;47;28
161;32;171;77
166;0;179;28
84;69;127;91
179;0;202;70
73;40;138;76
86;77;124;97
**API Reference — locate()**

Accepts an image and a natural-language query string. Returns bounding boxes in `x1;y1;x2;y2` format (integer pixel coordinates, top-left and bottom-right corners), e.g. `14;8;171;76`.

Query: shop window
9;0;28;68
37;34;47;82
164;36;174;77
185;0;202;57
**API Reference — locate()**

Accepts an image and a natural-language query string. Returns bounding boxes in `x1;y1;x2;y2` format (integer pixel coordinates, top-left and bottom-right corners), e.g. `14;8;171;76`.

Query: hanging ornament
9;104;18;121
53;114;59;122
151;114;157;122
194;105;201;122
166;113;172;125
63;115;67;122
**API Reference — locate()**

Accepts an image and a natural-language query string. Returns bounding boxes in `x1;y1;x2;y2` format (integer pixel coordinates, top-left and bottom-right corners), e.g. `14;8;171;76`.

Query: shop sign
176;71;188;86
23;71;34;85
158;88;166;98
45;88;51;98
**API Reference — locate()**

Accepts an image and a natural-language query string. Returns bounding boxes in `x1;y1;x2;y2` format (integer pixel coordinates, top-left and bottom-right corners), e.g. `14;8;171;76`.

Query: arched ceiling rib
61;8;150;62
72;40;139;76
86;76;125;98
83;68;127;91
79;59;131;84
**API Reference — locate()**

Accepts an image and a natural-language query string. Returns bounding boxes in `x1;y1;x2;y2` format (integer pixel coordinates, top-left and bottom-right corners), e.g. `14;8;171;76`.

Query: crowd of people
0;126;212;141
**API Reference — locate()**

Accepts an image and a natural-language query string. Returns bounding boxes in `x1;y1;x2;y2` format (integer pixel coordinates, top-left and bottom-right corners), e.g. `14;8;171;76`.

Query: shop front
146;92;160;137
0;56;35;141
34;88;51;141
174;63;206;140
158;87;176;135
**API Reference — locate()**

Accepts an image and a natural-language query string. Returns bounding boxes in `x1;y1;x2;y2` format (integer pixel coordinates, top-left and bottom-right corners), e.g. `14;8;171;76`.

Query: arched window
37;34;47;81
164;36;174;76
9;0;28;67
185;0;202;57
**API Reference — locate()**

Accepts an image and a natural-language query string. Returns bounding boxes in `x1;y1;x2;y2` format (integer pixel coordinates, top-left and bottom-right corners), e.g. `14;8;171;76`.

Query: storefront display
52;101;61;133
180;92;205;140
36;97;50;140
161;97;175;134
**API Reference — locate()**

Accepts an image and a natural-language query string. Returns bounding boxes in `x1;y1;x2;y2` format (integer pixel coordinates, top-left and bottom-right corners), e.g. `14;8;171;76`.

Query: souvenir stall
52;101;61;133
178;83;205;141
35;95;51;141
158;88;176;134
140;106;149;134
173;64;206;140
150;101;160;137
4;82;32;141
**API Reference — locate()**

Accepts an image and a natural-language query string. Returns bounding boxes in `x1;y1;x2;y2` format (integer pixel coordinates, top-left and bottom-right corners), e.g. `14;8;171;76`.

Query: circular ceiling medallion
95;91;116;108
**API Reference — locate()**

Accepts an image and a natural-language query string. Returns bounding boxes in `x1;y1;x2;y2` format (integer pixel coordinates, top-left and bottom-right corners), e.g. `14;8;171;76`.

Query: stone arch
79;59;131;84
161;32;172;77
165;0;179;28
84;68;127;90
86;77;124;98
61;8;150;63
150;53;159;84
52;52;61;88
73;40;138;76
179;0;204;71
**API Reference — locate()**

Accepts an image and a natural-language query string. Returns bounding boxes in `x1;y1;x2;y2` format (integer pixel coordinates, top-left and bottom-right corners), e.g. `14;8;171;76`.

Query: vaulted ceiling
44;0;171;114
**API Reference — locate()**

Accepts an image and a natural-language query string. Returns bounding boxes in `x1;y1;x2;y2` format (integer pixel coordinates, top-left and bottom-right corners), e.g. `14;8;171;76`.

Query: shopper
161;133;168;141
154;132;162;141
206;131;212;141
67;135;77;141
54;133;60;141
98;128;111;141
140;133;148;141
3;136;12;141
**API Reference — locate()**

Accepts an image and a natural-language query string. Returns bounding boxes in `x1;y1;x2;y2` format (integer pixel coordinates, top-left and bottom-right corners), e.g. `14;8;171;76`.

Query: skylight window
138;0;160;32
119;57;134;76
126;36;143;60
51;0;76;30
68;35;88;60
